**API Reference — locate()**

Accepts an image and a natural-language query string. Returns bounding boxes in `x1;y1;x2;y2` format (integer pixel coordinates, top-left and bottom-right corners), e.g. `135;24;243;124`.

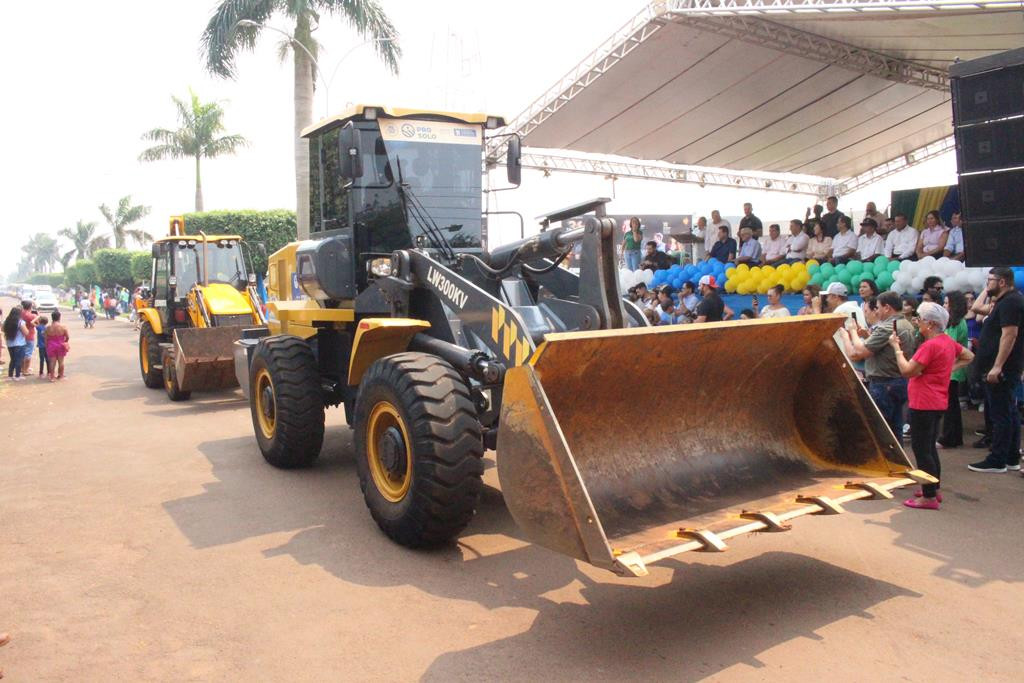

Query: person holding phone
754;285;790;319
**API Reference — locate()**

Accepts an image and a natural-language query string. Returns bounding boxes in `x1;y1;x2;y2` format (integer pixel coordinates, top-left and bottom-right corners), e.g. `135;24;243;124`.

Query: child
45;310;70;381
35;315;50;379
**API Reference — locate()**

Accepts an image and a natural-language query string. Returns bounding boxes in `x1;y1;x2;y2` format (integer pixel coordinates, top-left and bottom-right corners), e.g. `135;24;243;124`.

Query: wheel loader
138;217;266;401
234;105;934;577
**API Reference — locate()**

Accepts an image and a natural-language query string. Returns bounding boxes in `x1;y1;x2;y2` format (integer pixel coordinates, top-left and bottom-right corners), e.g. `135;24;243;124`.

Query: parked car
34;285;59;312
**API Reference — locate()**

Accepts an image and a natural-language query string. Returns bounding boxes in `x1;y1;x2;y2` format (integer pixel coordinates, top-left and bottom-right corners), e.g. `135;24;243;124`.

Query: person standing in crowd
840;291;917;439
944;211;965;262
831;216;858;264
623;217;643;270
4;306;30;381
735;227;762;266
694;275;732;323
798;284;821;315
890;301;974;509
710;209;731;238
806;220;832;262
785;219;809;263
856;218;885;261
35;315;50;380
20;300;37;376
819;195;846;239
695;215;713;261
45;311;70;381
881;216;896;237
938;291;970;448
864;202;887;232
762;223;787;266
916;210;949;260
639;240;673;271
707;226;737;263
968;267;1024;473
902;295;919;324
859;278;880;301
817;282;867;327
884;213;918;261
755;284;791;319
738;202;763;239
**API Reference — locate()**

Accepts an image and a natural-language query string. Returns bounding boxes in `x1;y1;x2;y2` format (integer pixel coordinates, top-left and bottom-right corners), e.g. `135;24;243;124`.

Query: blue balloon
669;264;681;273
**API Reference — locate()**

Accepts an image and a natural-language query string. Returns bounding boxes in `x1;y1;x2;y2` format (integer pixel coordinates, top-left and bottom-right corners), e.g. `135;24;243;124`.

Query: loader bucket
496;314;934;577
172;326;248;392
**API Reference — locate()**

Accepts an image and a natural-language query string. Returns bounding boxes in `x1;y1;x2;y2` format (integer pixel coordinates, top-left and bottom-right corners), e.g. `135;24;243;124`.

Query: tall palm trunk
195;154;204;211
293;14;314;240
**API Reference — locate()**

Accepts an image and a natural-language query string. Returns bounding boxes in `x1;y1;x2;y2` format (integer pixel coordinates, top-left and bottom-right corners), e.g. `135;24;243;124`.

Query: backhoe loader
234;105;933;577
138;217;266;401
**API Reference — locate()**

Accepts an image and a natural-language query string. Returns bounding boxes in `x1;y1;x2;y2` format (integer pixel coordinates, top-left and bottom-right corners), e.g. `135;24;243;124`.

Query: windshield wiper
395;157;457;262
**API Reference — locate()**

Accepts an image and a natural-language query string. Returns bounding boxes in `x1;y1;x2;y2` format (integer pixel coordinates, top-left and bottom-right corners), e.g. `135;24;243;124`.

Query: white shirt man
944;212;965;261
785;220;808;261
762;224;788;265
884;214;918;260
710;210;731;249
856;219;884;260
831;224;858;261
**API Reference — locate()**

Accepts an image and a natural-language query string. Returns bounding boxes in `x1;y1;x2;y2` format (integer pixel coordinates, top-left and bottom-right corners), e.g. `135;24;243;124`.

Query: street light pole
324;37;395;113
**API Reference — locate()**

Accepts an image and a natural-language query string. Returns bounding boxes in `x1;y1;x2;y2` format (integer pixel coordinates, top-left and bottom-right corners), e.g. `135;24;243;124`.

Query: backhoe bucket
172;326;248;392
496;314;933;577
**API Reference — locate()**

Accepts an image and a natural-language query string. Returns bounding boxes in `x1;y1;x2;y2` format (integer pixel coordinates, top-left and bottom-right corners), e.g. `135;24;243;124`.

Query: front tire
354;352;484;548
162;350;191;402
139;321;163;389
249;336;324;469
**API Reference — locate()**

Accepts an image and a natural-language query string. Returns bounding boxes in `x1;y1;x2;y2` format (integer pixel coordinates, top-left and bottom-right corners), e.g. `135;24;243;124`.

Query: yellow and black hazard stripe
491;306;532;367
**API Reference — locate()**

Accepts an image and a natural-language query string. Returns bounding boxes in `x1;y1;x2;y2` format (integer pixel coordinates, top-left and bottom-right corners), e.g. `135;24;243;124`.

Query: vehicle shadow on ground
90;379;245;413
162;433;919;678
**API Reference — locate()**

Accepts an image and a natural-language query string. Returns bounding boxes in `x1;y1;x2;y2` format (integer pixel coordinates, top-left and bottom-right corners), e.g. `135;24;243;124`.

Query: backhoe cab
235;105;931;577
138;217;265;401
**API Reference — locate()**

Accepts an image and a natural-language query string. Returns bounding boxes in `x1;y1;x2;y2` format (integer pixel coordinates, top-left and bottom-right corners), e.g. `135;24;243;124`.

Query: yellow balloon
791;262;806;272
762;265;775;276
750;266;762;277
758;280;772;294
724;279;738;293
807;259;819;267
737;263;750;273
726;267;737;278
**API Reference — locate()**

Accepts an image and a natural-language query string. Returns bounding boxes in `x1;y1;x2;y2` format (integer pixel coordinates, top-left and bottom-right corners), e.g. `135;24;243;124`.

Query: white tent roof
504;0;1023;183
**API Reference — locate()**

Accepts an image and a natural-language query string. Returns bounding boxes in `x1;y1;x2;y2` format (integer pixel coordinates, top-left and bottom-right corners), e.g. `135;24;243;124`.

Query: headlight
369;257;392;277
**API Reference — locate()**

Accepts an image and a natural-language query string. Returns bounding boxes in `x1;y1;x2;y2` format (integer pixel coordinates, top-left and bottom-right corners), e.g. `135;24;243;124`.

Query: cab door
151;242;172;329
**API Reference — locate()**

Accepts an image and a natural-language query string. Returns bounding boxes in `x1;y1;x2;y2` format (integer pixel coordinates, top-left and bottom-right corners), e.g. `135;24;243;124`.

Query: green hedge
183;209;296;275
64;260;97;288
28;273;65;288
130;251;151;284
93;249;134;287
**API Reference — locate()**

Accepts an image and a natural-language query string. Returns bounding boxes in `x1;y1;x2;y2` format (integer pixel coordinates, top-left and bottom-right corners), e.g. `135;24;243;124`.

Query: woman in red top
890;301;974;509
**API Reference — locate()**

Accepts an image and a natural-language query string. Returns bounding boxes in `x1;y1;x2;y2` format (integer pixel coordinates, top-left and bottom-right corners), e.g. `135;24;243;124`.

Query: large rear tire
162;350;192;402
139;321;163;389
249;335;324;469
354;352;483;548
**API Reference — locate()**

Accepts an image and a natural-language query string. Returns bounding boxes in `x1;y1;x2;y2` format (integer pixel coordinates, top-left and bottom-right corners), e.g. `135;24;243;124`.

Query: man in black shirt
738;202;763;239
707;226;737;263
694;275;730;323
969;266;1024;473
639;240;673;271
819;195;846;239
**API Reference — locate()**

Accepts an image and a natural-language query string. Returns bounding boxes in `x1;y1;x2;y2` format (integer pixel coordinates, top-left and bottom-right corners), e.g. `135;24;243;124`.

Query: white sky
0;0;956;276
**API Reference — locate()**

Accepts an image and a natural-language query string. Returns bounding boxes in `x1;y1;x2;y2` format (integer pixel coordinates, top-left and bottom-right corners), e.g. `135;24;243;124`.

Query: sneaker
975;429;988;436
914;489;944;503
904;497;940;510
968;460;1007;473
1007;463;1022;471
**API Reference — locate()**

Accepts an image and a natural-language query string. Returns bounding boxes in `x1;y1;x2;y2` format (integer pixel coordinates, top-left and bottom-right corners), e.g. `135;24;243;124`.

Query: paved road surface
2;295;1022;680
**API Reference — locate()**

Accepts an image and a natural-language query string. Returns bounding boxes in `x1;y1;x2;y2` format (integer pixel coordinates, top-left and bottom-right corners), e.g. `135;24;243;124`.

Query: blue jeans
6;345;26;378
868;377;908;440
625;250;641;271
983;376;1021;467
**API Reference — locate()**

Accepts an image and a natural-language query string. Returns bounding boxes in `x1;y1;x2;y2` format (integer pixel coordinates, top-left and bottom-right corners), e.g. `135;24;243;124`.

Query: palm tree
98;196;153;248
21;233;61;273
139;90;248;211
59;219;110;262
201;0;401;239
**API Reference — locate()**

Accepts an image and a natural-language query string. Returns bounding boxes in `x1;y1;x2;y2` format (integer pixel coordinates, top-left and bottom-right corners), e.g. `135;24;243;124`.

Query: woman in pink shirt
890;301;974;509
915;210;948;259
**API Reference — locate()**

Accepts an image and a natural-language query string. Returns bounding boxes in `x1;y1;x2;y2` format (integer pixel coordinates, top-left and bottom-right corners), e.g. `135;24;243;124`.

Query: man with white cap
816;282;866;328
694;275;732;323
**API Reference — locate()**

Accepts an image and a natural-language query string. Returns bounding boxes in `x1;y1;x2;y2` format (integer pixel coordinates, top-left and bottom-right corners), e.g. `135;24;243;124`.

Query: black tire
162;350;192;402
249;335;324;468
139;321;164;389
354;352;483;548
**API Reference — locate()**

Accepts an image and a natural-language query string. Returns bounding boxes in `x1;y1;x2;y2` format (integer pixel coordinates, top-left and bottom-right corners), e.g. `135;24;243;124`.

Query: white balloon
951;260;966;271
920;255;937;268
902;261;919;277
911;275;925;291
894;270;910;285
642;269;655;285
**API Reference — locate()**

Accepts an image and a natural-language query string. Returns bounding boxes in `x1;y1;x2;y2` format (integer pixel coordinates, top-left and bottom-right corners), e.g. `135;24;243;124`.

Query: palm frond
139;143;186;162
201;0;281;79
124;229;154;246
325;0;402;75
204;133;249;158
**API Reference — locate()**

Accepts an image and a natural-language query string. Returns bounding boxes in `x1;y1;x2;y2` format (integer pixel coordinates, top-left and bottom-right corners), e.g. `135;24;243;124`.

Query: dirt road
2;296;1022;680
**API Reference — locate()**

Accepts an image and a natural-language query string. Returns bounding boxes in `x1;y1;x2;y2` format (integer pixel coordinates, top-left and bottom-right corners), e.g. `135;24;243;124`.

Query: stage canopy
498;0;1024;193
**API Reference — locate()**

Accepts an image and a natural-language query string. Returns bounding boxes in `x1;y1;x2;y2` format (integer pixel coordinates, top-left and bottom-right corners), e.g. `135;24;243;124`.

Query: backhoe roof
301;105;505;139
155;234;243;243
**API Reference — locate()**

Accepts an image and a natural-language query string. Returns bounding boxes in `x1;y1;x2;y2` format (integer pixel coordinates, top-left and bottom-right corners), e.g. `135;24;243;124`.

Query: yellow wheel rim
367;401;413;503
254;368;277;440
140;335;149;374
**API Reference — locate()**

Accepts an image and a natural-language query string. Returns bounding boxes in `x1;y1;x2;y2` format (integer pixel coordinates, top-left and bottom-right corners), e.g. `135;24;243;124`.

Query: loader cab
303;105;506;293
150;236;248;329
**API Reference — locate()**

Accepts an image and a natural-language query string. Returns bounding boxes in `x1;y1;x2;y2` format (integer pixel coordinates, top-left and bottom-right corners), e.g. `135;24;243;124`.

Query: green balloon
859;272;875;283
887;261;901;273
808;263;820;275
847;261;863;274
875;255;890;268
873;260;887;275
839;271;854;286
876;272;893;289
810;272;823;285
820;263;835;277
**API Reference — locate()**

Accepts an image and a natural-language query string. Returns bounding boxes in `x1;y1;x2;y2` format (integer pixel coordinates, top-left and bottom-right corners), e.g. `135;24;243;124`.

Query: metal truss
835;135;956;194
484;4;668;159
520;151;828;196
664;6;949;91
669;0;1021;14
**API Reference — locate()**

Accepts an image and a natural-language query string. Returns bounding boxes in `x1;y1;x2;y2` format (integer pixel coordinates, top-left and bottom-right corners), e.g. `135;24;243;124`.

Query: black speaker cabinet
965;219;1024;268
959;168;1024;222
956;117;1024;174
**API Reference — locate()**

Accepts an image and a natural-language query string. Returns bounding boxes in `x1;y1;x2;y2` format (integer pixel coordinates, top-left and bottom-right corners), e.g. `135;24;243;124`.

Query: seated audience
856;218;884;260
762;223;787;266
735;227;762;266
916;210;948;260
944;211;965;262
639;240;674;271
885;213;918;261
807;221;833;261
785;219;809;263
756;284;791;319
798;284;821;315
707;226;737;263
831;216;858;264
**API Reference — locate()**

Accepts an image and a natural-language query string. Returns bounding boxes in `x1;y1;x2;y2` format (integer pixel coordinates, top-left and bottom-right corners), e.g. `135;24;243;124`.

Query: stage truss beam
835;135;956;194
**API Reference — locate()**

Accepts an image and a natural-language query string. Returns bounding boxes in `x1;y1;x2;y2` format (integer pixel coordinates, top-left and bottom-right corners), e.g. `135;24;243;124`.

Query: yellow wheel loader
234;105;934;577
138;218;266;402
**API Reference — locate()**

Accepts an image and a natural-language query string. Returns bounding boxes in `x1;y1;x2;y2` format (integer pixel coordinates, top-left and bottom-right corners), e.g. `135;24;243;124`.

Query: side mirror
506;135;522;187
338;126;364;179
151;244;160;259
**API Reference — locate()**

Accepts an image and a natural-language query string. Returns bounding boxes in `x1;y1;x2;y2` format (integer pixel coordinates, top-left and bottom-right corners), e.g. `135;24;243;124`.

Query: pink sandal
904;497;940;510
914;489;943;503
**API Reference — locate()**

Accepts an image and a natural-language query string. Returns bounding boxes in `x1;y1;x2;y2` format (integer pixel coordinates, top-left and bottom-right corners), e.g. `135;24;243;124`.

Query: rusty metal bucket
496;314;934;577
172;326;248;392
